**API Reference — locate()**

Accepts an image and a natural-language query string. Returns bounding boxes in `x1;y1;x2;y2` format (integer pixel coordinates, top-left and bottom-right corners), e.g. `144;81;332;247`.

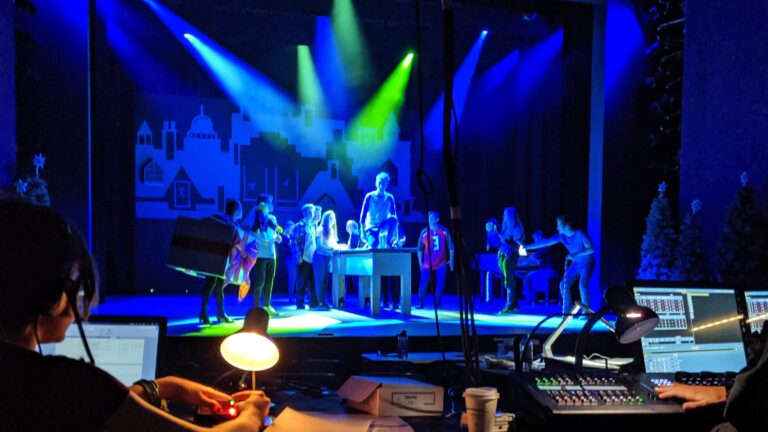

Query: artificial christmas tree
637;182;677;280
715;172;768;286
15;154;51;206
672;199;709;281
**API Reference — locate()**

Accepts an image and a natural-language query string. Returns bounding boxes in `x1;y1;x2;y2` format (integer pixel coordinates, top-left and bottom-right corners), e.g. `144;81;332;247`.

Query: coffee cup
463;387;499;432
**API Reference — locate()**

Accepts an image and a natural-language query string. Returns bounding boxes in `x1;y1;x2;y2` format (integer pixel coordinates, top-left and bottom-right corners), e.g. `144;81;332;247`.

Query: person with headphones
0;200;270;432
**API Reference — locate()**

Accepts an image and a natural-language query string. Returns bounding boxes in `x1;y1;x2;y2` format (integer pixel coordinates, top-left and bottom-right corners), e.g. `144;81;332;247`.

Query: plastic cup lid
463;387;499;398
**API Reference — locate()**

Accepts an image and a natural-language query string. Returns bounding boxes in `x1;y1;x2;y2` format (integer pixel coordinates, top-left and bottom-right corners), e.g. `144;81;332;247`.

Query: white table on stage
330;248;415;317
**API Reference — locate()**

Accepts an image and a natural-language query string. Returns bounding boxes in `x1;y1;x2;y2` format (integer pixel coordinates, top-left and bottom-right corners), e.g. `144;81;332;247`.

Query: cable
441;0;480;385
415;0;446;362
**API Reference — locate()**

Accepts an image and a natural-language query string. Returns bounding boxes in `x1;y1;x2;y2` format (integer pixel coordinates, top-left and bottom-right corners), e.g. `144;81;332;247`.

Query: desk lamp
574;284;659;373
220;307;280;390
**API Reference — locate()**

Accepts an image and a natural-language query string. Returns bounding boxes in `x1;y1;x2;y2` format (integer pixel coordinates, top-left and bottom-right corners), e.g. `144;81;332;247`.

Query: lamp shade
220;332;279;371
615;305;659;344
220;307;279;372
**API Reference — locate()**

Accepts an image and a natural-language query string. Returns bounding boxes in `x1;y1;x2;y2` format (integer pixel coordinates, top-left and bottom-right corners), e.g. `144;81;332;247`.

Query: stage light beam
403;52;414;69
350;52;415;141
144;0;294;123
424;31;489;148
332;0;372;87
297;45;327;113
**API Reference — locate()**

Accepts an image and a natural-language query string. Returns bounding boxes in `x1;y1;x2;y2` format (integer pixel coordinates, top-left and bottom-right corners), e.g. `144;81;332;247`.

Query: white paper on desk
268;407;413;432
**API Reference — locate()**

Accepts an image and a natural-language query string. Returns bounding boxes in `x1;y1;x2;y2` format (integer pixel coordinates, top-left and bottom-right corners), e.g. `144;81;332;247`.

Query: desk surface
269;391;459;432
336;247;417;255
361;352;467;363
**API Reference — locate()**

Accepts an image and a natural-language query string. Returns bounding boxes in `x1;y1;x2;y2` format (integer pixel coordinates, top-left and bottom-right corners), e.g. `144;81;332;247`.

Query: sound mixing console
511;371;685;415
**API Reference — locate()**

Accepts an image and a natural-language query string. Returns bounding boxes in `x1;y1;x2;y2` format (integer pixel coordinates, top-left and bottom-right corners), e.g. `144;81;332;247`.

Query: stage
91;293;609;338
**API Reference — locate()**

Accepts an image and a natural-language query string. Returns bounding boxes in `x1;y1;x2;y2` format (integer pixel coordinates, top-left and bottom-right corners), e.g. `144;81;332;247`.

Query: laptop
631;284;747;373
41;315;166;385
743;290;768;334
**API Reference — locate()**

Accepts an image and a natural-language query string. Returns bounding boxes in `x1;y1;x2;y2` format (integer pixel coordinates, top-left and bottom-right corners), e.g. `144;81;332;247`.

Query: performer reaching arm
496;207;526;314
359;172;398;248
525;215;594;313
485;218;501;252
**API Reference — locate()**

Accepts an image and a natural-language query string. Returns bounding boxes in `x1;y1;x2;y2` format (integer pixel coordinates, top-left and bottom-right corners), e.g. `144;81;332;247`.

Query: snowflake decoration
33;153;46;177
15;178;28;195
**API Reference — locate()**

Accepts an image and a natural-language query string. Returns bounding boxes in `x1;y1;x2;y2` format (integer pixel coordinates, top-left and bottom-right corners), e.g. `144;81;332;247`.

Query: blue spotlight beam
315;16;352;118
144;0;294;118
425;31;489;149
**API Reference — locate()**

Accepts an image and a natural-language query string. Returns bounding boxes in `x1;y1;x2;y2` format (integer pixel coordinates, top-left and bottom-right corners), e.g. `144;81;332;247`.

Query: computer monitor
41;315;166;386
744;290;768;334
632;284;746;373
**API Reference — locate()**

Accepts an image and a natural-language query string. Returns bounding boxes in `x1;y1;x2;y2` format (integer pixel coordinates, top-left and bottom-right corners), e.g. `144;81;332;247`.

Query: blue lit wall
0;0;14;187
680;0;768;261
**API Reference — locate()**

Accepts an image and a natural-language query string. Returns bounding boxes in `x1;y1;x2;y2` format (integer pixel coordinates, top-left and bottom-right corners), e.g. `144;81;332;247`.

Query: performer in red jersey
416;211;454;309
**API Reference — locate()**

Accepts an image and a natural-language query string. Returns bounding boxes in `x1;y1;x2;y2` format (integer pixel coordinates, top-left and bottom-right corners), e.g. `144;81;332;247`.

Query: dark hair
224;199;241;217
556;215;574;229
0;201;97;339
256;194;273;205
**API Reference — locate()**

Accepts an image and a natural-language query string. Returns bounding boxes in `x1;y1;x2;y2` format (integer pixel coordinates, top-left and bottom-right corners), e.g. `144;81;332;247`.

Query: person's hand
449;260;454;271
655;383;727;410
156;376;231;412
565;254;574;262
275;234;283;244
231;390;271;424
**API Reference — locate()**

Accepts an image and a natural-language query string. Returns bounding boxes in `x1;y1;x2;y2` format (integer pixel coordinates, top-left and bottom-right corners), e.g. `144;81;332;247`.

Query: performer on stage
313;205;323;229
345;220;362;249
359;172;399;248
248;194;282;317
292;204;317;310
416;211;454;309
495;207;526;314
280;220;297;302
199;199;242;325
485;217;501;252
524;215;594;313
312;210;339;311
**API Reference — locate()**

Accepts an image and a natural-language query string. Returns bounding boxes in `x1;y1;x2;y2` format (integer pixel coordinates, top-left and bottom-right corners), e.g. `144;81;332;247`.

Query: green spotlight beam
297;45;326;112
351;53;414;133
332;0;372;86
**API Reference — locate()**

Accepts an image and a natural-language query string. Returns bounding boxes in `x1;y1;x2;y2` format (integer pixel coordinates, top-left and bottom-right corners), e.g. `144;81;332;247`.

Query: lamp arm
574;305;611;374
518;312;572;374
572;301;616;333
542;304;582;358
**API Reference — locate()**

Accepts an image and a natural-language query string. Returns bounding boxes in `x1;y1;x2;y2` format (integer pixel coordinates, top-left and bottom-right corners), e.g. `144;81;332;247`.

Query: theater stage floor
92;294;608;338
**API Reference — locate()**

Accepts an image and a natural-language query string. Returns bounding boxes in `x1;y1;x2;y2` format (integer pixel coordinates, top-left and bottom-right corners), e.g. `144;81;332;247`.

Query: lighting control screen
632;286;746;373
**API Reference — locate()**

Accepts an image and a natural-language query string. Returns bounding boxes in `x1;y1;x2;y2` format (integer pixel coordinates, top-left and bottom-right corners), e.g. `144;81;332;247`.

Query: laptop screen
632;285;746;373
41;315;166;386
744;290;768;334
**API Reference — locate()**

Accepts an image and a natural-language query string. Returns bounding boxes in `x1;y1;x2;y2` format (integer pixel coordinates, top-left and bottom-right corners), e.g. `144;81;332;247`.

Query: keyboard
645;371;738;388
